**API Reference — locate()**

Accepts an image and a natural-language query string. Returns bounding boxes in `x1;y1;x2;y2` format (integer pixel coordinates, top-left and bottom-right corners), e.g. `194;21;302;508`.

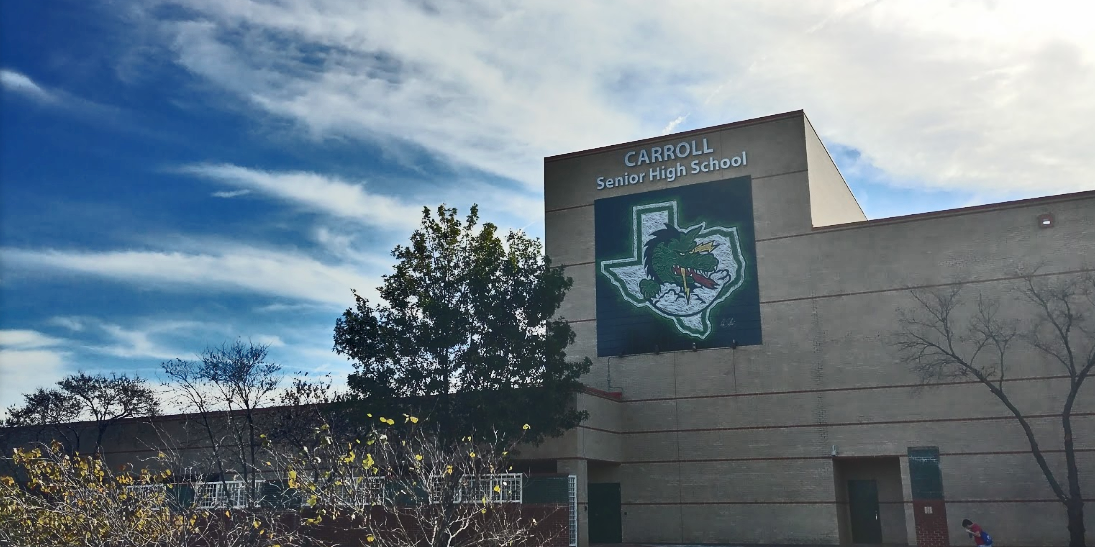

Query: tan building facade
529;111;1095;546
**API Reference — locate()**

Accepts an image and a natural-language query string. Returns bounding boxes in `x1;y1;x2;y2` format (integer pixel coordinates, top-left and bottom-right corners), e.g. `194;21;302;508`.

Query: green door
588;482;622;544
848;479;883;544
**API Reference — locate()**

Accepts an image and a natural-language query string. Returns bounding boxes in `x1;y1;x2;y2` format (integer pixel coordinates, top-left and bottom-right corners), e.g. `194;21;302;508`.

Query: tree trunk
1067;497;1086;547
1064;396;1087;547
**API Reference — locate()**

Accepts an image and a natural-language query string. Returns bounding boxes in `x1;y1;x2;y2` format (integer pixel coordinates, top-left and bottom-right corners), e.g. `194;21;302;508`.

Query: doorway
847;479;883;544
588;482;622;543
833;457;907;545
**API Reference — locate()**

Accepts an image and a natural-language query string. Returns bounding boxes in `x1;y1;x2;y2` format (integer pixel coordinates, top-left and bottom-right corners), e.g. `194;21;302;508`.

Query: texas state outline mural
594;176;762;356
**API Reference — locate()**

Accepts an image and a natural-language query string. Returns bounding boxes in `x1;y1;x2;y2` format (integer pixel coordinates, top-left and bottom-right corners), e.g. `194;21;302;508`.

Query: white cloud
2;244;380;306
211;189;252;198
662;115;688;136
47;317;87;332
0;329;66;349
135;0;1095;197
252;334;285;348
0;330;70;413
0;70;55;103
0;69;121;120
180;163;421;231
93;323;184;360
254;302;331;313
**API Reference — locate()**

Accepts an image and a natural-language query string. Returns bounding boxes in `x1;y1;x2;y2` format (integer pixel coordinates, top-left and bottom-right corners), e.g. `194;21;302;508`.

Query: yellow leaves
288;469;298;489
253;519;261;529
307;495;318;507
157;452;166;459
409;415;419;424
445;465;454;475
225;510;231;518
493;485;502;493
522;423;531;430
415;454;423;461
366;534;376;543
469;452;476;459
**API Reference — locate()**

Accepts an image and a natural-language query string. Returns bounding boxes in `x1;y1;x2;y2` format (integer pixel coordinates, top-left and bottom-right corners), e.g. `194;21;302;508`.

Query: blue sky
2;0;1094;412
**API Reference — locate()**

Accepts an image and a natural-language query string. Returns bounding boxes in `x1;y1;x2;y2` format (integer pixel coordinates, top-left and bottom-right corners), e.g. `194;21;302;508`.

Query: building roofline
811;187;1095;234
544;110;804;163
0;405;298;432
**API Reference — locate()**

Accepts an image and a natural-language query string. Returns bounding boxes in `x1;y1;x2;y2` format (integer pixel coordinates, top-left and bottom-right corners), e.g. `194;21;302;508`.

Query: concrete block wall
544;111;1095;545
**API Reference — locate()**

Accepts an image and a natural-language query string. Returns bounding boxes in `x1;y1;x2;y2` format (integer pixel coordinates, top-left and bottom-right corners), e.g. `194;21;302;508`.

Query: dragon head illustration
639;223;719;301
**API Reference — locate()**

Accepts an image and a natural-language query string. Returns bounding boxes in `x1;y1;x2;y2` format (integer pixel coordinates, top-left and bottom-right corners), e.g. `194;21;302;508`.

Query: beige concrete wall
544;111;1095;545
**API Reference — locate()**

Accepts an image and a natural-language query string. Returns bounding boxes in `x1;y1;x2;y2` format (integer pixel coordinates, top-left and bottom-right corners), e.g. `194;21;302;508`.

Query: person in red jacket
962;518;994;546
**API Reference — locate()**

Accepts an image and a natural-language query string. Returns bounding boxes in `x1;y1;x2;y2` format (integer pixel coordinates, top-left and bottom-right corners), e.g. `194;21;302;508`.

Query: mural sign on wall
594;176;762;356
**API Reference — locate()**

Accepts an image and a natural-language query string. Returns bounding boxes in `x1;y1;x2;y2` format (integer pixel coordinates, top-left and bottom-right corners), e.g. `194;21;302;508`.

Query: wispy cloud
661;115;688;135
0;68;122;121
1;70;56;103
98;322;205;361
2;244;380;306
211;189;251;198
132;0;1095;197
252;334;285;348
254;302;332;314
180;163;421;231
47;317;87;332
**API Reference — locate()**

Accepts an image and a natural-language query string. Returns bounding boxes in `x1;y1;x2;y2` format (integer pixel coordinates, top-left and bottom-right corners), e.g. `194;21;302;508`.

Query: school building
520;110;1095;546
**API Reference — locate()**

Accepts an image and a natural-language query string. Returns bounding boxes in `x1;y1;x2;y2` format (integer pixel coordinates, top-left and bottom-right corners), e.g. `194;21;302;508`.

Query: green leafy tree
4;387;84;452
4;373;159;454
59;372;160;453
334;205;590;445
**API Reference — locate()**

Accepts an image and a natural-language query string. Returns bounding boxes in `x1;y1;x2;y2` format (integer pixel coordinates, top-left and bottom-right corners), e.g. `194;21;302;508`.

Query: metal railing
192;480;252;509
567;474;578;547
455;473;522;504
126;473;523;509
